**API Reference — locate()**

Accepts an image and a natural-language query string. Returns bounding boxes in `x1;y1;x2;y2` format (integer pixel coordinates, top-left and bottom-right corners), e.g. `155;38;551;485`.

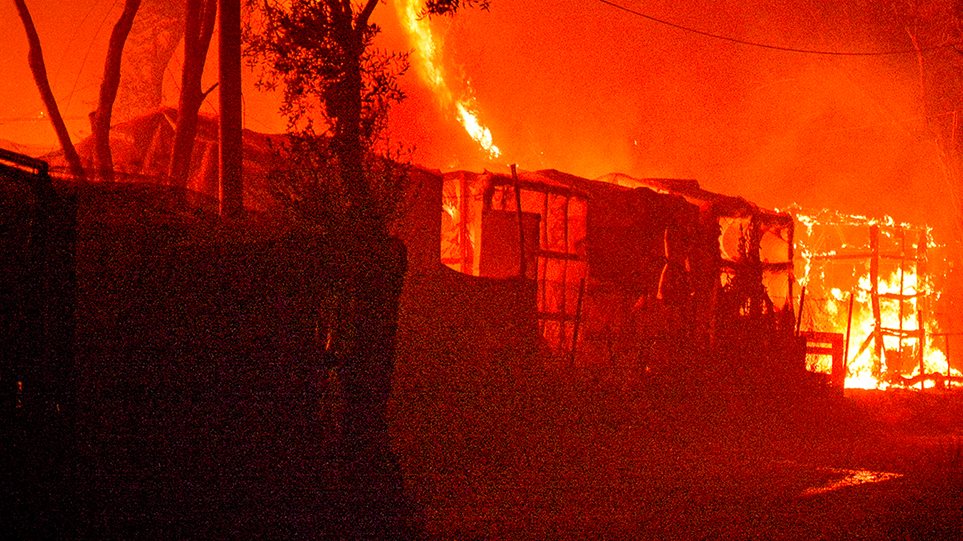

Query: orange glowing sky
1;0;961;236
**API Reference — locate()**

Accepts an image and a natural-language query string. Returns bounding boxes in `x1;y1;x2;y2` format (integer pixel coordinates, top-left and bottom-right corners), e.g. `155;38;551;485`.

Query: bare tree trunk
116;0;185;120
13;0;85;179
167;0;217;187
91;0;142;182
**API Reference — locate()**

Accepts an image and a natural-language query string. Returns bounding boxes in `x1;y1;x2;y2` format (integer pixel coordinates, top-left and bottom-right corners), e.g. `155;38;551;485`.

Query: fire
395;0;501;159
795;210;960;390
842;268;950;389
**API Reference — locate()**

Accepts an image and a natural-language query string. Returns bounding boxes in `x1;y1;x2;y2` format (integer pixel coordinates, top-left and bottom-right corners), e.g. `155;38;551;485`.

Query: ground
6;180;961;539
387;371;963;540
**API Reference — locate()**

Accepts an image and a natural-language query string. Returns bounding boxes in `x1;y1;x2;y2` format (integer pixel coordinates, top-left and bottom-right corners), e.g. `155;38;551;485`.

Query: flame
842;269;948;389
395;0;501;159
796;210;960;390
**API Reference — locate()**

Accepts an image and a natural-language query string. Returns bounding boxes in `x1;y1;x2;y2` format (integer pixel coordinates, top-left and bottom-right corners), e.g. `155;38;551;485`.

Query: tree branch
356;0;380;29
13;0;85;179
92;0;142;181
201;82;220;100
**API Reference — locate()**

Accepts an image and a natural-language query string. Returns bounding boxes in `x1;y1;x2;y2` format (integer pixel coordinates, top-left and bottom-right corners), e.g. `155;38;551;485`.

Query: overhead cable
599;0;949;56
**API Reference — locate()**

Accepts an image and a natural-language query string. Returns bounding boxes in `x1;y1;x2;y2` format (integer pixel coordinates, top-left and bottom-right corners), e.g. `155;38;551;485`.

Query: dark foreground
388;374;963;540
9;345;963;539
4;178;960;539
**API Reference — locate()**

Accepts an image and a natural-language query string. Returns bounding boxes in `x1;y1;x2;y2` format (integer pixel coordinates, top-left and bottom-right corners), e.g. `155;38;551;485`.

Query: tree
891;0;963;238
13;0;85;179
245;0;485;536
91;0;142;182
115;0;186;121
168;0;218;188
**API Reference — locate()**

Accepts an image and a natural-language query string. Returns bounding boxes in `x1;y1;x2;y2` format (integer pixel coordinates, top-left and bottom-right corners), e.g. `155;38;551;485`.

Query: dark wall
62;183;329;537
392;169;541;507
2;171;77;539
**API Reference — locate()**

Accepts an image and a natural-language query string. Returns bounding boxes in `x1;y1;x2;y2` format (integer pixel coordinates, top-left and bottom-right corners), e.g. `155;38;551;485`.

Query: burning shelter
793;208;958;390
420;168;799;379
602;174;799;373
31;108;806;383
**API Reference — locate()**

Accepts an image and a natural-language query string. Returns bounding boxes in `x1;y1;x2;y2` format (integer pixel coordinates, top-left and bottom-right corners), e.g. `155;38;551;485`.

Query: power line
65;0;122;112
599;0;949;56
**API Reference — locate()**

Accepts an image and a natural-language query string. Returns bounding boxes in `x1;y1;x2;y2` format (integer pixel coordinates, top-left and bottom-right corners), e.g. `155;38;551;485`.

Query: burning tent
31;105;810;386
600;174;798;370
793;208;959;390
433;168;799;379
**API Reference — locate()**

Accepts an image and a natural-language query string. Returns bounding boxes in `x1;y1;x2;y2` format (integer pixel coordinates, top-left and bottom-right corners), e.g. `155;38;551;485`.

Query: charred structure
795;209;958;390
400;167;800;385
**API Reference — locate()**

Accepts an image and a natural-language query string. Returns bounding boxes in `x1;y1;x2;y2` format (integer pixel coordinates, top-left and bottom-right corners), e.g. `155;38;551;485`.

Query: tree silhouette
168;0;218;188
13;0;85;179
90;0;142;182
245;0;485;536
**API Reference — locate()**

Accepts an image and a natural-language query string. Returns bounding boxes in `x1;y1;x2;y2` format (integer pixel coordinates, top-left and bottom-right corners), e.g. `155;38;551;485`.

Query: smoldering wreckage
2;109;960;534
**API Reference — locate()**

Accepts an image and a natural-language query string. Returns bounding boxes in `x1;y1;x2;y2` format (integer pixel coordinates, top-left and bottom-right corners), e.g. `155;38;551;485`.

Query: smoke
1;0;959;235
381;0;960;234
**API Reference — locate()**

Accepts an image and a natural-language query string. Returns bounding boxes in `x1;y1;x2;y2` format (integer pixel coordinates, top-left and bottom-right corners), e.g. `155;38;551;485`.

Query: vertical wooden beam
510;164;527;279
540;192;549;321
831;333;845;391
218;0;243;218
459;175;471;274
569;277;586;368
559;195;570;344
917;229;928;389
898;229;906;369
844;292;854;376
945;334;951;381
748;217;763;318
870;224;882;378
787;217;795;315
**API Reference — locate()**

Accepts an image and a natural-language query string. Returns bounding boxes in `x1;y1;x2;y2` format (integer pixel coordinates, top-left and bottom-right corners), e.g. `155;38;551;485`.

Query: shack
433;169;716;375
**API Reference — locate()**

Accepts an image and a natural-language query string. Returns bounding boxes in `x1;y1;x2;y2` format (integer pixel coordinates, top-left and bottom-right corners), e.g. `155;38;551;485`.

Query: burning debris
793;208;961;390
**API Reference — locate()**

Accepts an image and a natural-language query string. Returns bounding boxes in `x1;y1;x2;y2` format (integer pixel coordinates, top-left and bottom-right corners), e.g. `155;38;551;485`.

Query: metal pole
218;0;243;218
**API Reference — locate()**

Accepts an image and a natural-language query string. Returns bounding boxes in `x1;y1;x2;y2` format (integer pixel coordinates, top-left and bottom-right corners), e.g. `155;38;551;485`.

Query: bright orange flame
796;213;959;390
839;269;949;389
395;0;501;159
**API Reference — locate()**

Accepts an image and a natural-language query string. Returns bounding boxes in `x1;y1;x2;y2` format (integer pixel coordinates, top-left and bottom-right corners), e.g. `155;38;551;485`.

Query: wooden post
946;334;951;381
218;0;243;218
459;174;472;274
787;217;795;316
870;224;882;378
796;286;806;335
917;229;927;389
831;333;845;390
898;229;906;367
918;308;926;392
570;277;586;367
510;164;527;279
844;292;854;377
